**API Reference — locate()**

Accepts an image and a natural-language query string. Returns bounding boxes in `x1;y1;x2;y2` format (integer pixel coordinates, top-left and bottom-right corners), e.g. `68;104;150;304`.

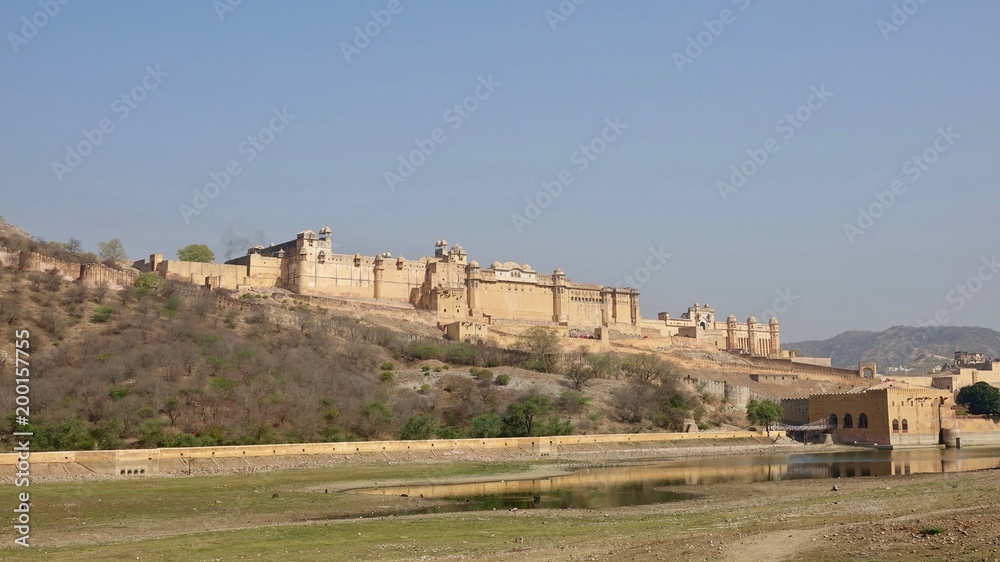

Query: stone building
132;227;778;352
809;383;954;447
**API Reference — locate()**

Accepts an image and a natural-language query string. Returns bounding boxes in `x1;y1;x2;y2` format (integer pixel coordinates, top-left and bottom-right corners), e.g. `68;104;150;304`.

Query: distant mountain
786;326;1000;372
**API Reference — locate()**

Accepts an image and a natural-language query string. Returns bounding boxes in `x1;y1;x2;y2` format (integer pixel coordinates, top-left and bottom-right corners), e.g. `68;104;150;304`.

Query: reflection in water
357;447;1000;513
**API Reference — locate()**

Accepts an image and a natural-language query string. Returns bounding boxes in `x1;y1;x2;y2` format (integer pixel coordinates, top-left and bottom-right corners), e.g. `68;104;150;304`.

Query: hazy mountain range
787;326;1000;372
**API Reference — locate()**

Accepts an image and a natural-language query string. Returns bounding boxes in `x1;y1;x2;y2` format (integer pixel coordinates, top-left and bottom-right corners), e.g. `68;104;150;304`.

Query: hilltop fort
126;227;783;357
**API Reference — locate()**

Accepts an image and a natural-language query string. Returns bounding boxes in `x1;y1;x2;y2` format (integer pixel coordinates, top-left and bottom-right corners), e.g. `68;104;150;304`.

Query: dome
553;268;565;276
747;316;757;323
727;314;736;321
522;263;531;271
491;261;502;269
769;317;779;325
469;260;480;268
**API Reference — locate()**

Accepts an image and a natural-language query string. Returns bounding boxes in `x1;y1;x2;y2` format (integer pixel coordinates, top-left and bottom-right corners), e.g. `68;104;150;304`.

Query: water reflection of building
359;451;1000;504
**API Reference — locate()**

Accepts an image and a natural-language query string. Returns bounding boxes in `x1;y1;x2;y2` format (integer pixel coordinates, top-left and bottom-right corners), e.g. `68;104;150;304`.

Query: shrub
494;374;510;386
91;306;114;323
418;383;431;395
399;414;436;440
445;342;477;365
380;371;395;383
433;366;443;373
408;340;442;360
380;361;395;371
421;365;431;373
135;273;162;296
108;384;131;400
469;412;503;438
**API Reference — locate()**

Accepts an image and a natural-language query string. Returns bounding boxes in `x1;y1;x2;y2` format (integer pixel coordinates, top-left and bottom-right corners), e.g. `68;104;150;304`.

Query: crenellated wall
79;263;140;288
18;250;81;280
0;246;19;269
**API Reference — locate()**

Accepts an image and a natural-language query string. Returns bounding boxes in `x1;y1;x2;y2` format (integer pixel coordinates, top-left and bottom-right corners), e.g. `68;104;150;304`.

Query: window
901;419;908;433
858;413;868;429
892;419;899;432
843;413;853;429
828;414;838;428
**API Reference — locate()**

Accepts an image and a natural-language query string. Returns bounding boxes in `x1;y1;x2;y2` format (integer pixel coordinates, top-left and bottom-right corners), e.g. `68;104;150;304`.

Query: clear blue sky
2;1;998;341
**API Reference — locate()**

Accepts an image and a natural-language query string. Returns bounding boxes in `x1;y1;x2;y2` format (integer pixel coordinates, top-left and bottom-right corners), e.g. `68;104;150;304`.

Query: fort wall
18;250;81;280
159;260;247;288
0;246;19;268
79;263;140;288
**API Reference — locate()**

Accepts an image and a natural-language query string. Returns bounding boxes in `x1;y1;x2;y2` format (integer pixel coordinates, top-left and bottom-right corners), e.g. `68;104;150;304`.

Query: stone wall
79;263;139;289
18;250;81;280
0;246;19;268
780;398;810;425
0;431;757;477
685;377;777;410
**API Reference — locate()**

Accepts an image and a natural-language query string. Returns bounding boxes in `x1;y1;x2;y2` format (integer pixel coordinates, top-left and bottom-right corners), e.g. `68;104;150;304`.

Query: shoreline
4;436;859;484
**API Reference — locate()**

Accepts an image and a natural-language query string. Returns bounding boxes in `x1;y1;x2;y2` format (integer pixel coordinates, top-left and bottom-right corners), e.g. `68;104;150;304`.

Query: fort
126;227;787;357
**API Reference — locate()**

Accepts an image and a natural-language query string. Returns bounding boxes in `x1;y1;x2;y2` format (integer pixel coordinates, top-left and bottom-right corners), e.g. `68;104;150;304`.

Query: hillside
787;325;1000;371
0;263;755;452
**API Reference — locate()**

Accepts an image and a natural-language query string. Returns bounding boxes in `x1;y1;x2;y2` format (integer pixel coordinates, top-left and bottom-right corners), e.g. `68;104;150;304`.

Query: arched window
892;419;899;432
317;251;326;264
858;413;868;429
828;413;838;428
901;419;908;433
843;413;853;429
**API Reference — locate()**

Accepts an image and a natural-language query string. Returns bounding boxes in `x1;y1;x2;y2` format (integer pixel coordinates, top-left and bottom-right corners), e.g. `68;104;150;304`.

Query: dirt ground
5;442;1000;561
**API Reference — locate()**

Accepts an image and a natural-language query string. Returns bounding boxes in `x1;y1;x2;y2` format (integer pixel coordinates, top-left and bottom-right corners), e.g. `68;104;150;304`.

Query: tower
552;268;568;323
747;316;757;357
726;314;737;350
769;316;780;356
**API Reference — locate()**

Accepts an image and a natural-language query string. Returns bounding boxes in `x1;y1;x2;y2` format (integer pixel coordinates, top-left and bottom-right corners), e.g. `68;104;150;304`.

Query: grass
2;462;999;560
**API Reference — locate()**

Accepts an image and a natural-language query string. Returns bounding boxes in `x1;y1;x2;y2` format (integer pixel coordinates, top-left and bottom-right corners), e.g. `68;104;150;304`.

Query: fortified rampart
17;250;81;280
0;246;19;268
684;376;777;409
79;263;139;288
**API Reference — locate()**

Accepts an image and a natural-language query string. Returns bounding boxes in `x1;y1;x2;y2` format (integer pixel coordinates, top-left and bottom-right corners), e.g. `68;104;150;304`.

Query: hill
0;262;753;452
787;325;1000;371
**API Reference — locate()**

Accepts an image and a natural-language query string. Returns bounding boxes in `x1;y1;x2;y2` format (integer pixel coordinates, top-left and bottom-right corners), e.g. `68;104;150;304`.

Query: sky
1;1;998;342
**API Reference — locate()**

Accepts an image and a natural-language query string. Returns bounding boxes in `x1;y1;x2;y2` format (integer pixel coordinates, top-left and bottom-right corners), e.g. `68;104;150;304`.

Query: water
356;446;1000;513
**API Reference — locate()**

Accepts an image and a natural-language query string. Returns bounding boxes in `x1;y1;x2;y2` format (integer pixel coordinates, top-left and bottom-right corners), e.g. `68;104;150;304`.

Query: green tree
177;244;215;263
357;401;393;439
516;326;562;373
502;394;554;437
746;399;783;432
97;238;128;262
957;382;1000;415
399;414;436;440
469;412;502;438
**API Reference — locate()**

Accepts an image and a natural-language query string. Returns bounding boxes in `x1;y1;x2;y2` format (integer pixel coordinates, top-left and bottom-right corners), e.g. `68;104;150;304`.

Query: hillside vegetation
0;267;740;451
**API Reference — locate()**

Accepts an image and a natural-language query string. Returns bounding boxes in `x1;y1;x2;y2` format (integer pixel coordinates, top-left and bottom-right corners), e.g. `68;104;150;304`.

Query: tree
957;382;1000;416
97;238;128;262
399;414;436;440
564;348;597;390
66;237;83;253
746;399;783;432
177;244;215;263
516;326;562;373
502;394;553;437
621;353;674;384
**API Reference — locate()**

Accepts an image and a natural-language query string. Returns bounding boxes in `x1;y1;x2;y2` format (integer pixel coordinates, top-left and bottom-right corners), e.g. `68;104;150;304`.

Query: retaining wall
0;432;756;476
